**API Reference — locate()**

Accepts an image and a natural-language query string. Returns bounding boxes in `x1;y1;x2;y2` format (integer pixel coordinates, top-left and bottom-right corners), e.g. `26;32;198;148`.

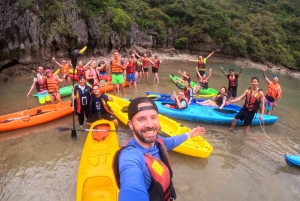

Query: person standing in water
151;55;162;83
220;65;244;99
27;66;50;105
262;67;282;115
186;50;215;77
229;77;264;134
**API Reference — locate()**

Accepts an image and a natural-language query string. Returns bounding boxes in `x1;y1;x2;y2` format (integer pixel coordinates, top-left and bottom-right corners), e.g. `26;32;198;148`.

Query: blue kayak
152;100;278;126
145;91;243;111
284;154;300;167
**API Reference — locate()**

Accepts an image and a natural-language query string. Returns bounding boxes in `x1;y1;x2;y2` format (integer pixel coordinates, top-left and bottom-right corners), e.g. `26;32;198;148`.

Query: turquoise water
0;59;299;200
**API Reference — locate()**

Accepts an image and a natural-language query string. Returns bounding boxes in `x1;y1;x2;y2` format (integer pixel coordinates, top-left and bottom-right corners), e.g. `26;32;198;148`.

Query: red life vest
135;61;143;71
76;66;86;77
244;88;262;112
198;60;205;70
35;74;47;92
266;82;281;101
126;61;135;74
142;57;149;67
229;75;237;87
153;59;160;69
183;87;192;101
112;138;176;201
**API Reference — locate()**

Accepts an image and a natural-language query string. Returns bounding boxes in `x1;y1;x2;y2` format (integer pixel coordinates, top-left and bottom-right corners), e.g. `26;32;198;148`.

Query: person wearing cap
112;97;206;201
193;68;212;94
229;77;264;134
27;66;51;105
86;84;118;127
151;55;162;83
45;69;63;104
186;50;215;77
220;65;244;99
262;67;282;115
52;57;71;86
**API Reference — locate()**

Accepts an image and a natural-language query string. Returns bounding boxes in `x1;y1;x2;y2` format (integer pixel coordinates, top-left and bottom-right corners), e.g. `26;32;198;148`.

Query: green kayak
33;86;72;100
169;74;218;96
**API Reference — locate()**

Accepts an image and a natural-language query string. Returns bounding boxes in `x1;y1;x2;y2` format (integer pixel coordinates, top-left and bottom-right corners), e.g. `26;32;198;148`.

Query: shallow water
0;59;300;201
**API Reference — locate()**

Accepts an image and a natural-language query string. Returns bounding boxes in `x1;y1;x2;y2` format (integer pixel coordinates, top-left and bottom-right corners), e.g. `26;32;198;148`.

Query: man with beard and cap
229;77;264;134
262;67;282;115
112;97;206;201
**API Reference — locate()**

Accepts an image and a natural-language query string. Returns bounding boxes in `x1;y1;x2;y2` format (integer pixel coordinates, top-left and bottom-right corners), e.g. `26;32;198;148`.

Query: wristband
185;133;190;139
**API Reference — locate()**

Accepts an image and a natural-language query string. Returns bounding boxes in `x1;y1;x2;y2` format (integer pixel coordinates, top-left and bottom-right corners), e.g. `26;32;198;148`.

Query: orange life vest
46;76;59;93
111;57;123;73
244;88;262;112
266;83;281;100
35;74;47;92
61;64;69;74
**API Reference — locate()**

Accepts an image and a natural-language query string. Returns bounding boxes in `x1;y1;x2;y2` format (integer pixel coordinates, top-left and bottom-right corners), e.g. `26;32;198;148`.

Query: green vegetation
20;0;300;69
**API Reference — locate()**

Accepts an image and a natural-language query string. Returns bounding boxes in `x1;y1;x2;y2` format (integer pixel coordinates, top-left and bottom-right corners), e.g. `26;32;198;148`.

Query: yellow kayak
107;94;213;158
76;120;119;201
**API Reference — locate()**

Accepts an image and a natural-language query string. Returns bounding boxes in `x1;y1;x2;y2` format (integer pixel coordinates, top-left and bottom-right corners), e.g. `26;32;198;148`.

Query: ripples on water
0;60;300;200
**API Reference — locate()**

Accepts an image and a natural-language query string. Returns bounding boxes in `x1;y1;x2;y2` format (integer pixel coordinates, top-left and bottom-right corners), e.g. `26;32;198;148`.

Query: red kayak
70;74;112;81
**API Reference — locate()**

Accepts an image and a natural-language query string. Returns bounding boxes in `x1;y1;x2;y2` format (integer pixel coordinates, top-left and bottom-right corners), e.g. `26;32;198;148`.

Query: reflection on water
1;60;300;200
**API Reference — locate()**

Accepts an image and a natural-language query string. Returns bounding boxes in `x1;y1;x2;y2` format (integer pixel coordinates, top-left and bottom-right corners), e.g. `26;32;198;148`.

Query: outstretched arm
230;89;247;103
187;58;197;62
220;66;228;76
206;68;212;80
206;50;215;59
262;67;271;84
52;57;62;67
237;65;244;76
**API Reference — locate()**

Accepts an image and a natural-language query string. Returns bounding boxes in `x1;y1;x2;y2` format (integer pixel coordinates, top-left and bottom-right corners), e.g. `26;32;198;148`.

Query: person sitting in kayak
165;91;188;109
177;70;191;85
220;65;244;99
193;68;212;94
183;80;193;104
86;84;119;127
197;86;228;109
45;69;63;104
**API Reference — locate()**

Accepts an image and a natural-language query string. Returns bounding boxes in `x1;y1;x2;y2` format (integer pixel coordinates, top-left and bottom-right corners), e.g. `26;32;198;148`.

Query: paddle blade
79;46;87;54
71;49;79;69
55;127;71;132
71;130;77;140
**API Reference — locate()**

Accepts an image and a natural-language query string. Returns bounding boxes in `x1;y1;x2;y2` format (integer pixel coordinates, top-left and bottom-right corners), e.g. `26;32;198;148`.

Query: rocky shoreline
1;47;300;81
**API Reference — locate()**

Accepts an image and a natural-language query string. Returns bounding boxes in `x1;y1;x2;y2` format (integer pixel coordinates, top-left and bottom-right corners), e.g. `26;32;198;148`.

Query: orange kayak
0;102;73;132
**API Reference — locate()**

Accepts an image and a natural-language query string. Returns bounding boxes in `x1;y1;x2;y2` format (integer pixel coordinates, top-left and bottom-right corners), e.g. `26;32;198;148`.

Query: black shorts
86;112;116;123
152;68;158;73
235;108;256;126
196;70;206;77
228;86;238;98
143;67;149;72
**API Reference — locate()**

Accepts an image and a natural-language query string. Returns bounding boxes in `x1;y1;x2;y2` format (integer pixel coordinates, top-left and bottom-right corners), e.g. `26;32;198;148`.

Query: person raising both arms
151;55;162;83
45;69;63;104
76;58;93;78
186;50;215;77
73;75;92;129
229;77;264;134
27;66;50;105
197;86;228;109
52;57;71;86
220;65;244;99
262;67;282;115
193;68;212;94
86;84;119;127
112;97;206;201
134;52;154;82
108;51;126;97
